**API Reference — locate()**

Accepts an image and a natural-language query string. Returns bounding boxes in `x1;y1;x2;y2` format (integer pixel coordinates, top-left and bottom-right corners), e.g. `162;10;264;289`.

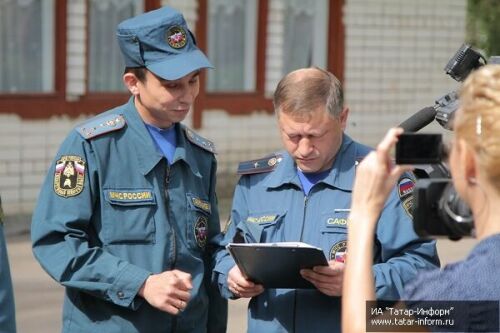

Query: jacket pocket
320;211;348;262
237;210;287;243
103;188;156;244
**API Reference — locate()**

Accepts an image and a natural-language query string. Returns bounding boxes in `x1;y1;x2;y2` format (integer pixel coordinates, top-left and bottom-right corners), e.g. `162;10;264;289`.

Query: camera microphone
398;106;437;132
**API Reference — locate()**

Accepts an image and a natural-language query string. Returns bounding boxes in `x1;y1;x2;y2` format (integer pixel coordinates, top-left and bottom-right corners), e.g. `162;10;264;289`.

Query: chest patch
54;156;85;198
194;216;208;248
191;197;211;214
106;190;155;205
246;215;278;224
326;217;348;227
329;240;347;263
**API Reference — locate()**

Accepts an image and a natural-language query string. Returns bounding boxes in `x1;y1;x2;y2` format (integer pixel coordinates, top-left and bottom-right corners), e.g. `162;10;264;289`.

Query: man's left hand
300;260;344;296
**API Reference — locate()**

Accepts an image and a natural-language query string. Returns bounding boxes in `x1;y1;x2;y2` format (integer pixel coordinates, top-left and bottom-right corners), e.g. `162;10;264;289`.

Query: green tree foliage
467;0;500;57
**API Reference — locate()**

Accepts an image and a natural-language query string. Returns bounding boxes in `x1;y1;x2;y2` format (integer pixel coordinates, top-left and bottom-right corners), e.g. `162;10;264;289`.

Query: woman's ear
459;139;478;184
123;73;140;96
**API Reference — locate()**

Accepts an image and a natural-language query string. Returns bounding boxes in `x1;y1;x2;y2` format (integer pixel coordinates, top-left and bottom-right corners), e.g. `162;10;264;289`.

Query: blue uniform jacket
31;98;227;333
0;199;16;333
214;134;439;333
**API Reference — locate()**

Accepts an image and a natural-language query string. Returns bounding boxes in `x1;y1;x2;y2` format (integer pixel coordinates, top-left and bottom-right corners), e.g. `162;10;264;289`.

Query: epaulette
237;153;282;175
185;127;216;154
76;114;126;139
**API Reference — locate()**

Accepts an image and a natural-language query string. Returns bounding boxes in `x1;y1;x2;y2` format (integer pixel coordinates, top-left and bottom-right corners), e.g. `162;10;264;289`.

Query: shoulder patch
397;175;416;219
237;154;282;175
184;127;216;154
54;155;86;198
76;114;126;139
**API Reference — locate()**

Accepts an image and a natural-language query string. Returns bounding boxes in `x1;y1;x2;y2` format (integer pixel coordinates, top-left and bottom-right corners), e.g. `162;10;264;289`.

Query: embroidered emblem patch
166;26;187;49
194;216;208;248
398;178;415;197
326;217;348;226
192;197;211;214
106;190;155;205
329;240;347;263
54;156;85;198
398;177;415;218
246;215;277;224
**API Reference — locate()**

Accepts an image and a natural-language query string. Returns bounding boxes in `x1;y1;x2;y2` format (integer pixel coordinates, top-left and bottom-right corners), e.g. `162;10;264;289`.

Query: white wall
0;115;86;215
344;0;466;145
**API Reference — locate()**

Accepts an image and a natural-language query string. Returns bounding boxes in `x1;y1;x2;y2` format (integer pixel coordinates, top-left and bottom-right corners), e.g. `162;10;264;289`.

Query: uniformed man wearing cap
214;67;439;332
0;195;16;333
31;7;226;333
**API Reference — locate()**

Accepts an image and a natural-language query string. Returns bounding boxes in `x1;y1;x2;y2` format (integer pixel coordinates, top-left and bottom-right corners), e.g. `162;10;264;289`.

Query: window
206;0;258;92
0;0;55;93
88;0;143;92
282;0;328;75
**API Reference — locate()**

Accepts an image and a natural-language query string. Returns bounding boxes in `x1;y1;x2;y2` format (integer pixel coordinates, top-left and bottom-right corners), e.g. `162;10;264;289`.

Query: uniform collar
123;97;200;177
172;124;202;177
323;134;356;191
124;97;164;176
264;134;356;192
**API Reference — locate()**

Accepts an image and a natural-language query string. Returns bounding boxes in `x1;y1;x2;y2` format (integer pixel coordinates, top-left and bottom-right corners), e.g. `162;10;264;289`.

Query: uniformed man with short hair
214;67;439;333
0;195;16;333
31;7;226;333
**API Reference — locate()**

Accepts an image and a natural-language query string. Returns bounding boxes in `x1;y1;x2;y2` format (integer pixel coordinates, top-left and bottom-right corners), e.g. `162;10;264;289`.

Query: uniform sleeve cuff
108;263;151;309
214;259;240;300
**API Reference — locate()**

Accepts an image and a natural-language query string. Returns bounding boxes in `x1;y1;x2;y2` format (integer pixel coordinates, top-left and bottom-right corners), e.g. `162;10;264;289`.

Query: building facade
0;0;466;217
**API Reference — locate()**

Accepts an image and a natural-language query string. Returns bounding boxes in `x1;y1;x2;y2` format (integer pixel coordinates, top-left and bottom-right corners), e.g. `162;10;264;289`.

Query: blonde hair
273;67;343;119
454;64;500;192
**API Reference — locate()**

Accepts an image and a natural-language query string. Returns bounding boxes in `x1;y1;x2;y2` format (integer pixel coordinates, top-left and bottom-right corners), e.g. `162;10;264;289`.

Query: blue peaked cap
116;6;213;80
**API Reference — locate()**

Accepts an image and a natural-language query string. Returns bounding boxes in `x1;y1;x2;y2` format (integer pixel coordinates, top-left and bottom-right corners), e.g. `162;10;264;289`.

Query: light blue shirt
145;123;177;164
297;168;331;196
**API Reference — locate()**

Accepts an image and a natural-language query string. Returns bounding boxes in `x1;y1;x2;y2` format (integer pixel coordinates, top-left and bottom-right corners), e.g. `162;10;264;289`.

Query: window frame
78;0;160;109
0;0;344;123
205;0;258;93
0;0;160;118
0;0;67;118
193;0;344;128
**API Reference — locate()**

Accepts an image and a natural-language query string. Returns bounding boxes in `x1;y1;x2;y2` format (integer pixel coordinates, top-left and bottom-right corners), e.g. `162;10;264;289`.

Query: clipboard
227;242;328;289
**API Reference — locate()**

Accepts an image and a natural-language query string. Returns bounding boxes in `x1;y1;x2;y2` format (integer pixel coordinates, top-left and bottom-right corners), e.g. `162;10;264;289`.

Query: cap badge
166;25;187;49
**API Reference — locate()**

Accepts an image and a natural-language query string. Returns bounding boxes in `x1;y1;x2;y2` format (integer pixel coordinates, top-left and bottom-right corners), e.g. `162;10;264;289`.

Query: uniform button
117;291;125;299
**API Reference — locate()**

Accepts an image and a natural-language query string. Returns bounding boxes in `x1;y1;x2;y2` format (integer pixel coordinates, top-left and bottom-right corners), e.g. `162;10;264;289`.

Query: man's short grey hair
273;67;344;118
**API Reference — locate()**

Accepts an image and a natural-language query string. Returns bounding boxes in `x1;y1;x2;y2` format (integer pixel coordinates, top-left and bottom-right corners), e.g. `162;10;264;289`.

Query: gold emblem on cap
268;157;277;167
166;26;187;49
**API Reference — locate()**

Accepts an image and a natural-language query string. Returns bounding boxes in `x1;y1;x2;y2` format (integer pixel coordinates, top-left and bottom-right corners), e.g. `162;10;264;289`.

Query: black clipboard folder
226;242;328;289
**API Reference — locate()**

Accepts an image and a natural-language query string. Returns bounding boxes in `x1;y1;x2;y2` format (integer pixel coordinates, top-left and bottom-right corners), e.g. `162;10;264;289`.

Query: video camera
396;44;498;240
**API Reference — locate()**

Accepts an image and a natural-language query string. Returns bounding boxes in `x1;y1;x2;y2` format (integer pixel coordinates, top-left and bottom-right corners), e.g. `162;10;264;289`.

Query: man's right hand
138;269;192;315
227;265;264;298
